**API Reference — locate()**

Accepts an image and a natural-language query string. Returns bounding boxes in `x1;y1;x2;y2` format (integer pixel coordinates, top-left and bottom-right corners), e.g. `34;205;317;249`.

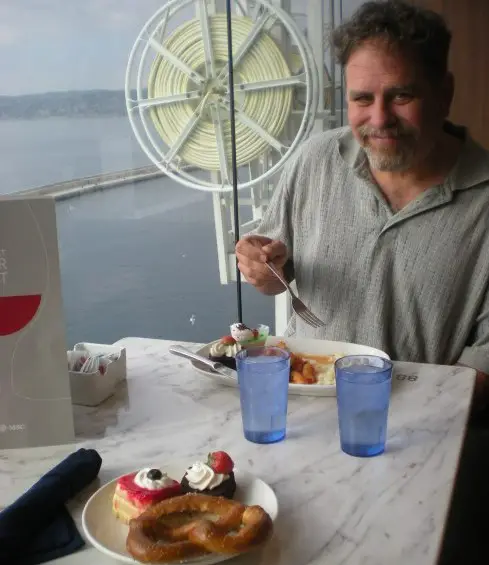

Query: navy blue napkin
0;448;102;565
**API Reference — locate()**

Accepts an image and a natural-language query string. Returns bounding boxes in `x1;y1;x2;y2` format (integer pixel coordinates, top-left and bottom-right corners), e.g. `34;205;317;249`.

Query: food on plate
126;493;273;563
206;329;345;386
230;322;269;348
208;323;269;367
208;335;242;369
180;451;236;499
275;340;344;385
112;467;182;524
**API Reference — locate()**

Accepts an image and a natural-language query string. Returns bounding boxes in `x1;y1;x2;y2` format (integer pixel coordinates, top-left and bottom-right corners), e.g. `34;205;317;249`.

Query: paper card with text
0;196;74;448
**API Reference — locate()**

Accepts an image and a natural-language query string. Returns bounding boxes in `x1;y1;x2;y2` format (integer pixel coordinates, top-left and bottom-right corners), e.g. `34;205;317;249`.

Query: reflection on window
0;1;349;346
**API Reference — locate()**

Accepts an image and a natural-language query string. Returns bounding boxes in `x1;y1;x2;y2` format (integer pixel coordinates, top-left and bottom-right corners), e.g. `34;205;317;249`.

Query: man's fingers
236;235;273;255
237;254;270;276
235;235;288;294
236;246;266;264
236;235;288;289
243;235;273;246
237;259;274;286
236;236;287;262
262;241;287;263
235;238;267;263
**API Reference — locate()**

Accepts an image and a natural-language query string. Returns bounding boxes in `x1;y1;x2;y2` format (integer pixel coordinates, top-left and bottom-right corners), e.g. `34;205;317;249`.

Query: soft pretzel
126;493;273;563
188;504;272;554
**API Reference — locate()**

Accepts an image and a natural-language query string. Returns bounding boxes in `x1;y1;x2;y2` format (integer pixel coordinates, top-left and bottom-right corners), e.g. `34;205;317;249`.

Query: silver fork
265;261;325;328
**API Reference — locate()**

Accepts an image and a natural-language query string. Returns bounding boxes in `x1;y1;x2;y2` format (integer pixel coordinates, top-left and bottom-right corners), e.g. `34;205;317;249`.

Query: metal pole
339;0;345;126
330;0;336;124
225;0;243;323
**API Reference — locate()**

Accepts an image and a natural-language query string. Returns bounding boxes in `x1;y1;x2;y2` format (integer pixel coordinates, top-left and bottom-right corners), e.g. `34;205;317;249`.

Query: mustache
358;124;418;139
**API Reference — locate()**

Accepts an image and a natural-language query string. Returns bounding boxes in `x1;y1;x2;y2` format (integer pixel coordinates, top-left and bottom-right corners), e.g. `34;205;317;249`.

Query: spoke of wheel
155;8;169;43
130;91;202;111
217;11;276;81
231;73;306;94
209;104;230;185
218;99;287;154
148;37;206;85
198;0;216;78
247;1;261;21
164;104;206;165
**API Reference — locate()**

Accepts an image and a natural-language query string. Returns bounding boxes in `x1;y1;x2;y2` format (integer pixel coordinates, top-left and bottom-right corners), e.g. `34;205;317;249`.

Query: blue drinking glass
236;346;290;444
335;355;393;457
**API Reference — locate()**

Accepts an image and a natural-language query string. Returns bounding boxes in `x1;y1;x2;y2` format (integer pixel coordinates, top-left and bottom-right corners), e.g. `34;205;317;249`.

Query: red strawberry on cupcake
180;450;236;499
221;335;237;346
208;336;242;369
208;451;234;474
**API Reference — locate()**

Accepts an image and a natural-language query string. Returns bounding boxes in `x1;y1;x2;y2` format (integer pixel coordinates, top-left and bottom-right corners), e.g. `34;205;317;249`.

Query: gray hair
332;0;452;84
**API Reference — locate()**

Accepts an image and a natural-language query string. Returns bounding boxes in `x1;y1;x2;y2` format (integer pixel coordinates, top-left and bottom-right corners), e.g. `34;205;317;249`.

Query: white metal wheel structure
125;0;343;334
125;0;319;192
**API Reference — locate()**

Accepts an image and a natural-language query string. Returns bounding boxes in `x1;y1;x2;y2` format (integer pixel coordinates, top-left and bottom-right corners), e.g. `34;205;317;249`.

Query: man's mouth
370;133;400;139
368;135;401;144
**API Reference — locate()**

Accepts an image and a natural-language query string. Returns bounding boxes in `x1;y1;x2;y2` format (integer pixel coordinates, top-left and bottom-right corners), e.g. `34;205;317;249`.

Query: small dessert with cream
209;324;269;368
112;467;182;523
230;323;269;348
180;451;236;499
208;336;242;369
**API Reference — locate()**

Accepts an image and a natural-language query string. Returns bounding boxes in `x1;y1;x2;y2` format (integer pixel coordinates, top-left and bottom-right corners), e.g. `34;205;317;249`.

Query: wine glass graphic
1;199;71;402
0;199;75;449
0;294;42;336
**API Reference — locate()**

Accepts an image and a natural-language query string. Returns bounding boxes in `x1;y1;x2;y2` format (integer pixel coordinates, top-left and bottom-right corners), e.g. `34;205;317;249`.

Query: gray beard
364;145;415;172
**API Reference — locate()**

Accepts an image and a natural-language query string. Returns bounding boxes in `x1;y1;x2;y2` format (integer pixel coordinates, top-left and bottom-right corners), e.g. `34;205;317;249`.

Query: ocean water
0;117;274;346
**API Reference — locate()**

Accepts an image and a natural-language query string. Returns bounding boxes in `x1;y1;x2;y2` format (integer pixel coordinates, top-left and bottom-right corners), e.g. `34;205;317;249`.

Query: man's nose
369;99;393;129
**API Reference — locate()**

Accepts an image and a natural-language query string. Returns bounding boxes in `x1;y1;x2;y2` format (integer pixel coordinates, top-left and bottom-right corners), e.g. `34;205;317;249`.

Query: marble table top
0;337;476;565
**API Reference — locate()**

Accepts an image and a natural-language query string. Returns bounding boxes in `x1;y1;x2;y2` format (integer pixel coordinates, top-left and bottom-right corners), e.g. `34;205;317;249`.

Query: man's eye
354;96;372;105
393;93;414;103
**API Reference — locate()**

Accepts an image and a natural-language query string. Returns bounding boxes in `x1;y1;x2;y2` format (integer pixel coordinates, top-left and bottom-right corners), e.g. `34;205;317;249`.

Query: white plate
191;336;390;397
82;465;278;564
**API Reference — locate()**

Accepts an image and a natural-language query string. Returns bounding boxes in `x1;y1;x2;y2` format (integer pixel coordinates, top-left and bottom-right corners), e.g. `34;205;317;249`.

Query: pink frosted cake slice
112;467;182;524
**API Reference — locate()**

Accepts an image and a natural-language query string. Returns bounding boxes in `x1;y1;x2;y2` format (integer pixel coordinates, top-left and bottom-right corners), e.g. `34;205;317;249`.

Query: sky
0;0;174;95
0;0;365;96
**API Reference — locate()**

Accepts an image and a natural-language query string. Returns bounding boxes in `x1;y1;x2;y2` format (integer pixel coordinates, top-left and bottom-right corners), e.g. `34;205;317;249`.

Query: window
0;1;351;346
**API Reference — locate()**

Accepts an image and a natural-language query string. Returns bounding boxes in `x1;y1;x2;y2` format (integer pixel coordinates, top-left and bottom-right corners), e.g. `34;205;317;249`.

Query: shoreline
15;165;167;201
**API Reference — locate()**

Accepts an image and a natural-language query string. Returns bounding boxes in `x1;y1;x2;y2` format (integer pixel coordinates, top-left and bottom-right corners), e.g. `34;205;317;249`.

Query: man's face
345;41;450;172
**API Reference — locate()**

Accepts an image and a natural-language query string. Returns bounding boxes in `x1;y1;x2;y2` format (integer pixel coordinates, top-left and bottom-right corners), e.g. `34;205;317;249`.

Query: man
235;0;489;404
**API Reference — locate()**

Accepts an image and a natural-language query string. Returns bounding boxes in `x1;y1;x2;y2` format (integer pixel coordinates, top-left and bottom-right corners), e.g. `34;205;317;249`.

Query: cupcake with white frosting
208;336;242;369
180;451;236;499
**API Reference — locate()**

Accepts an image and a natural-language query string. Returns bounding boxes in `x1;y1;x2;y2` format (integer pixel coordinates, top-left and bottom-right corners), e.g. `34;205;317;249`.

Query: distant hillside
0;89;148;119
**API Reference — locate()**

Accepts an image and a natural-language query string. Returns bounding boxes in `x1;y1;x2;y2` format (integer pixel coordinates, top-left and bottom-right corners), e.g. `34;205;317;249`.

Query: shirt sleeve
248;150;301;282
251;162;295;251
458;288;489;374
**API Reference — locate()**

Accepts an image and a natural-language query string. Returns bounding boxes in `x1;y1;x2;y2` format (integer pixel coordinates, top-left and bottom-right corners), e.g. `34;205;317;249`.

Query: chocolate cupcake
208;336;242;370
180;451;236;499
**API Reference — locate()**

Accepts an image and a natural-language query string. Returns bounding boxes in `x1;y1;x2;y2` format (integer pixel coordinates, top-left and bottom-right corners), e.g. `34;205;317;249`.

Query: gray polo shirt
254;122;489;372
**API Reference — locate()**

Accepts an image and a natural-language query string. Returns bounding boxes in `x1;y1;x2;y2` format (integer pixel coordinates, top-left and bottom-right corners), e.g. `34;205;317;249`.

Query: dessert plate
191;336;390;397
82;465;278;564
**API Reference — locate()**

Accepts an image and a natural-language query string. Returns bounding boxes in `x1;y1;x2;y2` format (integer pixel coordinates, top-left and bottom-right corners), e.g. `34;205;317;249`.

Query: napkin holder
68;342;126;407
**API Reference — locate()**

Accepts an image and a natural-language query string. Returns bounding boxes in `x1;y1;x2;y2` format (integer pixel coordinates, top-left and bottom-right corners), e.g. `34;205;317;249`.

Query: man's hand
235;235;288;296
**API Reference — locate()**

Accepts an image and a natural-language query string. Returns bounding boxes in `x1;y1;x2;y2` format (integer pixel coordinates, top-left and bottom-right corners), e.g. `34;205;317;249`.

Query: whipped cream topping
185;462;228;491
134;468;174;490
230;323;255;343
210;341;241;358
